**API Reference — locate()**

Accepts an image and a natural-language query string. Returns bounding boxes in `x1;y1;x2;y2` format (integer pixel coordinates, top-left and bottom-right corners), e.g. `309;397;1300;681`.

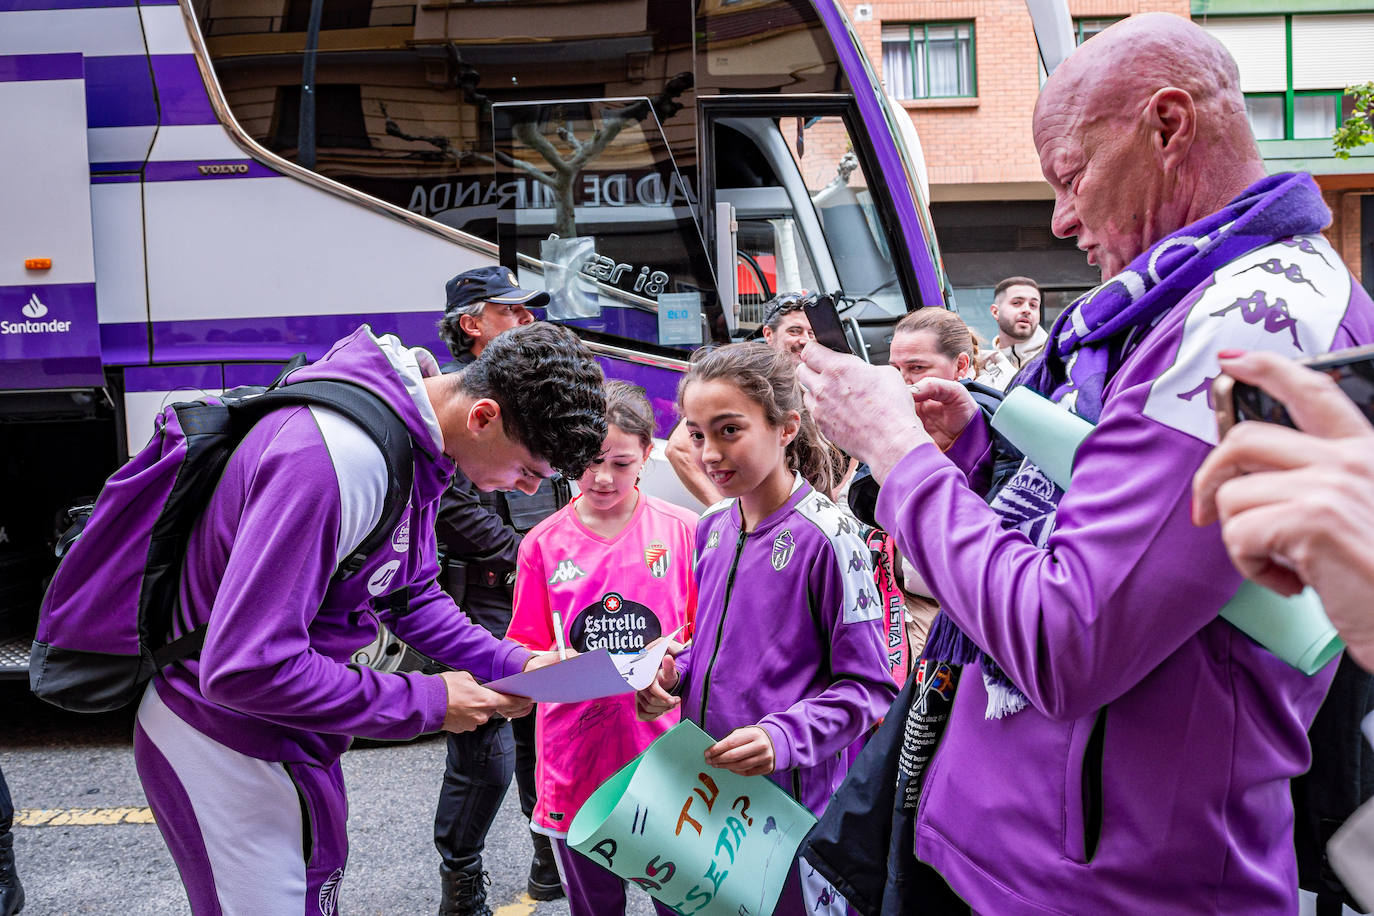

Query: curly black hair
458;323;607;479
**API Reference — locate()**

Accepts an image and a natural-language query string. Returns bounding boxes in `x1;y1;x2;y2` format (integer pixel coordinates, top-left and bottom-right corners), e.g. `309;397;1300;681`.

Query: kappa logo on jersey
548;558;587;585
645;542;670;578
318;867;344;916
1176;374;1218;407
391;517;410;552
771;529;795;571
367;559;401;596
1209;290;1302;349
705;529;720;550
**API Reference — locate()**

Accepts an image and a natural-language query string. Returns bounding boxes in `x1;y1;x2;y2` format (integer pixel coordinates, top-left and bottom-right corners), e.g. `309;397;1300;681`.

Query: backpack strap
237;380;415;579
152;622;208;670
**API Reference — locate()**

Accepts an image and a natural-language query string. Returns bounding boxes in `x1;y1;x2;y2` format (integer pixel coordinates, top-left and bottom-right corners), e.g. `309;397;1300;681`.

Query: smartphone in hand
1212;343;1374;437
802;294;852;354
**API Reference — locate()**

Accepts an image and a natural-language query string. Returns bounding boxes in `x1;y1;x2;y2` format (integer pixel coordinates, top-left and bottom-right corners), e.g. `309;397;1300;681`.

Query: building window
1074;18;1120;44
882;22;976;100
1204;14;1373;144
1244;90;1352;141
1292;91;1342;139
1245;94;1286;140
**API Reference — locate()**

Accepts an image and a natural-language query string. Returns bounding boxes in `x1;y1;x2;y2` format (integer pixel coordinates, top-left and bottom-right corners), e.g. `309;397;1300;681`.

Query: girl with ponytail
636;342;897;916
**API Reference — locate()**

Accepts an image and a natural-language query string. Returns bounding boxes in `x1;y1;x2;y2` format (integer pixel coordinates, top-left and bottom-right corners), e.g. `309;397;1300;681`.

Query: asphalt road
0;681;657;915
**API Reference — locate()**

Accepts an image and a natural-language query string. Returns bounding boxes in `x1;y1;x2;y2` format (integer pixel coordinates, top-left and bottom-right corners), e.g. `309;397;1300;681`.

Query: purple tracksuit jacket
876;235;1374;913
676;477;897;816
154;327;531;767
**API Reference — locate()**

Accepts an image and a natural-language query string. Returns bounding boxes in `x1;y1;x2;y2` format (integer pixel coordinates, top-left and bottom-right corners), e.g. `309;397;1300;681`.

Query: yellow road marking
15;806;155;827
492;893;538;915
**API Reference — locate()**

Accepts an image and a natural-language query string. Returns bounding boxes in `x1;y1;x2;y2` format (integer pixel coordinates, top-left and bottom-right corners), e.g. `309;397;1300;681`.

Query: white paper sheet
486;640;671;703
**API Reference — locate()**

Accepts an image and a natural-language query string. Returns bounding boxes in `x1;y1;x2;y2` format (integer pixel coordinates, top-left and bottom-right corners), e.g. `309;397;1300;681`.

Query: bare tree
382;53;692;238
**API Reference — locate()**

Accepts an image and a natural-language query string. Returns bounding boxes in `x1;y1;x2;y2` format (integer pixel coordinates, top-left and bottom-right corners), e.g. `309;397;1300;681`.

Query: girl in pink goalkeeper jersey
506;381;697;916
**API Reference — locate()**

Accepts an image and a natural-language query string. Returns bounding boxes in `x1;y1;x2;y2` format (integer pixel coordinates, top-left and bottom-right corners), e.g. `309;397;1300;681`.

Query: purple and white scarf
923;171;1332;718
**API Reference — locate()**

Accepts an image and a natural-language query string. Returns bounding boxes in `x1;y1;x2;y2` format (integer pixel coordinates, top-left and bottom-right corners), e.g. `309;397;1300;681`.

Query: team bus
0;0;959;674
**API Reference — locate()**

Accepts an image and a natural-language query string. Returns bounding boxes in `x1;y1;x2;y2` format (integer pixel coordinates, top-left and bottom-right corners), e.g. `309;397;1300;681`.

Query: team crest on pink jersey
645;542;670;578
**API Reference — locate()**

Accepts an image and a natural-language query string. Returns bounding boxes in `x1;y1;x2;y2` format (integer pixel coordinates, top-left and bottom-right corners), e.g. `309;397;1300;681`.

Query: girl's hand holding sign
704;726;776;777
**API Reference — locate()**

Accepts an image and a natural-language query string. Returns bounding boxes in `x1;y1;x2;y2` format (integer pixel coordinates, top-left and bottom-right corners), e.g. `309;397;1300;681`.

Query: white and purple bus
0;0;962;673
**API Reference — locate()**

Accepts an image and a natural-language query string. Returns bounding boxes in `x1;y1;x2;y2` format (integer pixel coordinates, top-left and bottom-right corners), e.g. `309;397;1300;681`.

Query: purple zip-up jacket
876;235;1374;913
676;476;897;814
155;326;531;766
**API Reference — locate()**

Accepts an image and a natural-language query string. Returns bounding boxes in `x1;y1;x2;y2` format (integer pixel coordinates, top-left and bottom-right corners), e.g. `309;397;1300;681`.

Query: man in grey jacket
976;276;1046;390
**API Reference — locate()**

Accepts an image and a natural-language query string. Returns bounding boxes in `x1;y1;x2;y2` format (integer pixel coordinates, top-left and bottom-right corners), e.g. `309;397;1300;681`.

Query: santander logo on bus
2;293;73;335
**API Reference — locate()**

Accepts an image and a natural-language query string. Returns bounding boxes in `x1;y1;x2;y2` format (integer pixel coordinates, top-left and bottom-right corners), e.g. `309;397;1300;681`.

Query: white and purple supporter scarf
923;171;1333;719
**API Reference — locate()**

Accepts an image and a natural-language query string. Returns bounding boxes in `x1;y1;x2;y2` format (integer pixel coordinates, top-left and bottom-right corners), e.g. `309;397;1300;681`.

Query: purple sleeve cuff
491;639;534;682
758;720;794;773
413;671;453;734
671;644;693;697
943;413;993;492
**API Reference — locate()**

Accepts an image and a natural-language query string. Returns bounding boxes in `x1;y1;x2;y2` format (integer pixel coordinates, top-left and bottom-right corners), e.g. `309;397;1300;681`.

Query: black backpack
31;358;413;713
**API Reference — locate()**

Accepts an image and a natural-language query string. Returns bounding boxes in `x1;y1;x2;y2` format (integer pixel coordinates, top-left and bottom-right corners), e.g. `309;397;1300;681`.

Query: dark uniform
0;765;23;916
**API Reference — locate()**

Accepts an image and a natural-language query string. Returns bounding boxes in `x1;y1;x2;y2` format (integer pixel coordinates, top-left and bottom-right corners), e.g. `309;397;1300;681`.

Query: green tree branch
1333;81;1374;159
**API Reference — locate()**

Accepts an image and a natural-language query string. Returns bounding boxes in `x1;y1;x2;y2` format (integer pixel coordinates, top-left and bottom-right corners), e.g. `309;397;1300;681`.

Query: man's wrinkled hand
909;376;980;452
798;342;931;484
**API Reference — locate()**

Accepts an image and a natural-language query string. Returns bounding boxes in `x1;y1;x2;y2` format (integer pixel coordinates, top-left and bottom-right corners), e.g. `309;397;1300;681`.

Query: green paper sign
567;720;817;916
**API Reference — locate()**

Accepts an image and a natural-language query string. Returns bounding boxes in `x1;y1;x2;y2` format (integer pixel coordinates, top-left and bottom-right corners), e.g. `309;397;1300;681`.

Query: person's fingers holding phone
799;342;928;482
1196;349;1374;527
1192;421;1344;527
1218;350;1372;439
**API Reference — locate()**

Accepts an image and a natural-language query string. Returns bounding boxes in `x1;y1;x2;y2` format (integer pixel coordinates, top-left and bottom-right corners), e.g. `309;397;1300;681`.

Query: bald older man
799;14;1374;915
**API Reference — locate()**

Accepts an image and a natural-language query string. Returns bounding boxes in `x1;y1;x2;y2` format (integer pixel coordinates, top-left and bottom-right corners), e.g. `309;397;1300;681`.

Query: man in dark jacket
433;267;566;915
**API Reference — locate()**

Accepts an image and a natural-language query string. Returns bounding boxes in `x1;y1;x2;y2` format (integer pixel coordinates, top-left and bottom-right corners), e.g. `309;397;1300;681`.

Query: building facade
855;0;1374;341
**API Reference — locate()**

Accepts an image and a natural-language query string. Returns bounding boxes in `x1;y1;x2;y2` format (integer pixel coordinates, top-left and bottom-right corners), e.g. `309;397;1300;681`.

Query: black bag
799;663;970;916
1293;655;1374;914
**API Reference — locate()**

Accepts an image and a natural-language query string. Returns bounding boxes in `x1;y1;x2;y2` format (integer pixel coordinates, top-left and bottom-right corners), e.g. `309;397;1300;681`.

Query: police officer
433;267;566;915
